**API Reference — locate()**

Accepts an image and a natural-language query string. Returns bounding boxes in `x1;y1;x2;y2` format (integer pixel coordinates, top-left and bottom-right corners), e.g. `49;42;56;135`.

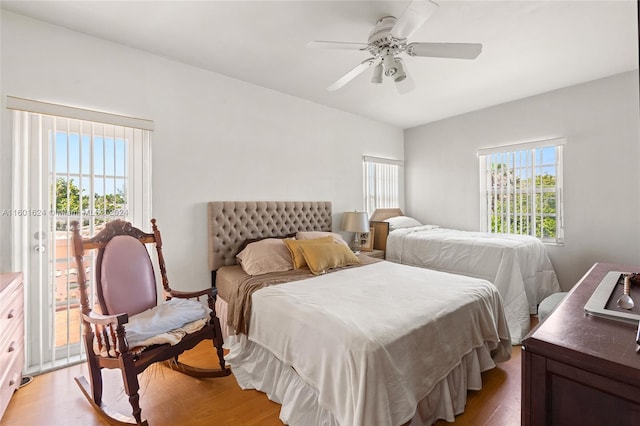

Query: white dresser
0;272;24;421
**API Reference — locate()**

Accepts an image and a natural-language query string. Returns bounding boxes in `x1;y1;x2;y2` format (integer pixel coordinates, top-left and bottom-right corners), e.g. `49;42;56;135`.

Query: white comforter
233;261;511;426
386;225;561;344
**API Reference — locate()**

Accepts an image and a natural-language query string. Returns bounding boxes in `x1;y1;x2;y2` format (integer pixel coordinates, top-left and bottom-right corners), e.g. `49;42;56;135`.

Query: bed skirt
216;297;499;425
215;296;232;346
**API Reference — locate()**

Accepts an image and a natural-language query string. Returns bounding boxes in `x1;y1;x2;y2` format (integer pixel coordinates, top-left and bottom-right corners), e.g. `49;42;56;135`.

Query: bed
370;209;561;344
207;201;512;426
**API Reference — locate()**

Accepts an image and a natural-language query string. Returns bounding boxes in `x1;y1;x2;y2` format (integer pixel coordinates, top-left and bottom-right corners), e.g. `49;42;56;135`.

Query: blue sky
53;132;127;196
489;146;557;178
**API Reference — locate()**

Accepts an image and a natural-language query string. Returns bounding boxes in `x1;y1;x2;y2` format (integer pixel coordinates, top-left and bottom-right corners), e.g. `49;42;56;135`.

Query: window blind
363;156;404;217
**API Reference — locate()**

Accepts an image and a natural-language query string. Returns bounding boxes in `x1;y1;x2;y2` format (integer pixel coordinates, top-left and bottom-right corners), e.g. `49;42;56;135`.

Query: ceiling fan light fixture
382;54;397;77
371;63;383;84
393;58;406;82
311;0;482;94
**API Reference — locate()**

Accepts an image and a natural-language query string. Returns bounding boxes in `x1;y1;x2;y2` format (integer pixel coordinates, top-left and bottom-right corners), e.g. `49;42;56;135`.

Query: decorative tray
584;271;640;325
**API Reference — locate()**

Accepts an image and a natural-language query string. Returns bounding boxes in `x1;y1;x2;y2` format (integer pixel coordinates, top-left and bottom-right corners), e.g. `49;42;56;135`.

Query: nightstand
362;249;385;259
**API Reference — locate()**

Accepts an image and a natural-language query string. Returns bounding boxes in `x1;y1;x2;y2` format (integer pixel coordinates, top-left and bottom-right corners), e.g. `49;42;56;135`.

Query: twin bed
370;209;561;344
207;201;512;426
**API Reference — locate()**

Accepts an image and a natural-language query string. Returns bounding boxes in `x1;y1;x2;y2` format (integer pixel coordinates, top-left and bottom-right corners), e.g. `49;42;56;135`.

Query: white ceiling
2;0;638;129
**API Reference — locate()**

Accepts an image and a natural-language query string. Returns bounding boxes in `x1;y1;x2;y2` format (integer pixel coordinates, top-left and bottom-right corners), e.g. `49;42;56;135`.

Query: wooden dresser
522;263;640;425
0;272;24;421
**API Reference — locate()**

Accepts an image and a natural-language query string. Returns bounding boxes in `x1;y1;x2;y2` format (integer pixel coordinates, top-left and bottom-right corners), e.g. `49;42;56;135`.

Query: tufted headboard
207;201;332;271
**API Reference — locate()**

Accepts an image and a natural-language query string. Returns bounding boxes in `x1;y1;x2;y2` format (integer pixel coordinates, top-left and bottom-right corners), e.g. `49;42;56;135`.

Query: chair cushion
101;235;157;316
125;298;212;347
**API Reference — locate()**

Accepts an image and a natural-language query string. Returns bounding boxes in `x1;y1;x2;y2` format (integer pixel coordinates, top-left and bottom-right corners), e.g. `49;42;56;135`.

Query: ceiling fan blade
394;60;415;95
406;42;483;59
307;40;369;51
327;58;375;91
392;0;439;40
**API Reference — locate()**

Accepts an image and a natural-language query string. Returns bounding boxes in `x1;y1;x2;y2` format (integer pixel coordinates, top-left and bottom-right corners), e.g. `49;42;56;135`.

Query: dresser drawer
0;347;23;421
0;319;24;379
0;291;24;353
0;279;23;338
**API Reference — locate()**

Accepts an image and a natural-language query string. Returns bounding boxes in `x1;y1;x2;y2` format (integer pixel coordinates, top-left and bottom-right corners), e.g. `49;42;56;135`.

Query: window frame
478;138;565;244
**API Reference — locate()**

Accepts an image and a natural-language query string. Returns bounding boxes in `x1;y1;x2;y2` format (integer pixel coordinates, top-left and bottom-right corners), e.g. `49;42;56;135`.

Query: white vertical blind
363;156;404;217
10;100;152;374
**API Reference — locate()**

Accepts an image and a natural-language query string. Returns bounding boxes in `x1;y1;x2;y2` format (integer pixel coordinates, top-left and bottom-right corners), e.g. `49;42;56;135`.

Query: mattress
386;225;561;344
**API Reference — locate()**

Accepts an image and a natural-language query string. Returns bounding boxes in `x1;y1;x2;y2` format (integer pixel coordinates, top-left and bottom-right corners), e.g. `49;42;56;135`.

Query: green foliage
54;177;82;214
53;178;126;230
488;168;558;240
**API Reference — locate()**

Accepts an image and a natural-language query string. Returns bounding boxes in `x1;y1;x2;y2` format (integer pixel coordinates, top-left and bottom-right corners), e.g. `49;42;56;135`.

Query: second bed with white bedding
386;225;560;344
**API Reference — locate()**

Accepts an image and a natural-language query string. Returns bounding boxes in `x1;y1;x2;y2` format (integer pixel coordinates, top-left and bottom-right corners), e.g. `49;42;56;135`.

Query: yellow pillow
284;237;334;269
298;242;361;275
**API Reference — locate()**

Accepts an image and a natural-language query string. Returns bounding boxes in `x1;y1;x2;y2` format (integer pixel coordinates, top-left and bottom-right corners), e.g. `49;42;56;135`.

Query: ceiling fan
308;0;482;94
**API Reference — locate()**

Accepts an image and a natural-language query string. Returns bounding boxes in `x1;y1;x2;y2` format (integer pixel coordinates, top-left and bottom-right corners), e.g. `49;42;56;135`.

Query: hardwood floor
2;340;523;426
433;346;522;426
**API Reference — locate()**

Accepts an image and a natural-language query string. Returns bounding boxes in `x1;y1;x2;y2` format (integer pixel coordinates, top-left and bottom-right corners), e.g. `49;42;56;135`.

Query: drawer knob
7;309;15;319
8;373;19;387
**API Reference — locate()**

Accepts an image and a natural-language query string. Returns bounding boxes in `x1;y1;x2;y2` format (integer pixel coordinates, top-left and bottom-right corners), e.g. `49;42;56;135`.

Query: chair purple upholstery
99;235;157;317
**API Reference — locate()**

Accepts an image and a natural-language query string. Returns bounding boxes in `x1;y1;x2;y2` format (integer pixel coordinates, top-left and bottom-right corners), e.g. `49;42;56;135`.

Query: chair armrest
82;311;131;357
168;288;216;299
82;311;129;327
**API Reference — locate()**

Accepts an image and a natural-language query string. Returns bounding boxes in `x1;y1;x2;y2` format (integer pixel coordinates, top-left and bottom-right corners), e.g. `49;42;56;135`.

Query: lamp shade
341;211;369;233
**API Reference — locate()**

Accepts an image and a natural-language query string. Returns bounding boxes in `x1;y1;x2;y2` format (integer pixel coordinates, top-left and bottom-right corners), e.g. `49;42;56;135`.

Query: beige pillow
284;236;334;269
298;243;361;275
236;238;294;276
296;231;349;247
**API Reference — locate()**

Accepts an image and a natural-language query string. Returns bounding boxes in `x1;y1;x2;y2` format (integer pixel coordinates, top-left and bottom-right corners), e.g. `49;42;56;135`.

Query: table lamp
341;211;369;253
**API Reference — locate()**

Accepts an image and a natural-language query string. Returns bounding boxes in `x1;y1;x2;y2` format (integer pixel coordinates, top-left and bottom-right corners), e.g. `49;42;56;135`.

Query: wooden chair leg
120;354;143;425
211;314;226;370
83;333;103;405
77;332;148;425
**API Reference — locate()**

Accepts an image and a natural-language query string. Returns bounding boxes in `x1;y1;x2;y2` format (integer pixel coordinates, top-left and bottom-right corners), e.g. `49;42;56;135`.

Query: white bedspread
386;225;561;344
238;261;511;426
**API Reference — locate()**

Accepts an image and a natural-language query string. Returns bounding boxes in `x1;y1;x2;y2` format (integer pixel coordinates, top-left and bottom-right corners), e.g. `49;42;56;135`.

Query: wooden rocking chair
71;219;230;425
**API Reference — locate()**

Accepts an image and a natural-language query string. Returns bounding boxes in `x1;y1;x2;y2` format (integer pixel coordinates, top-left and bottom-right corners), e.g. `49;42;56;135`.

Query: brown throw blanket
227;254;381;335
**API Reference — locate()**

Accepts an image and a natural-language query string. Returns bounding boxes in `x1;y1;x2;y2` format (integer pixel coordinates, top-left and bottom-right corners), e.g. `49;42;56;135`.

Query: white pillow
385;216;423;231
236;238;294;275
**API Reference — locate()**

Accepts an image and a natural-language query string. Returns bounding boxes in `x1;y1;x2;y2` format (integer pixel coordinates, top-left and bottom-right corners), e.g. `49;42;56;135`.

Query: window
363;156;403;217
478;138;565;244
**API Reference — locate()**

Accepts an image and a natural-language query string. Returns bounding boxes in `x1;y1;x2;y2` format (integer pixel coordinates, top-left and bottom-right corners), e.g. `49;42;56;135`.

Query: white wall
405;71;640;291
0;11;403;290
